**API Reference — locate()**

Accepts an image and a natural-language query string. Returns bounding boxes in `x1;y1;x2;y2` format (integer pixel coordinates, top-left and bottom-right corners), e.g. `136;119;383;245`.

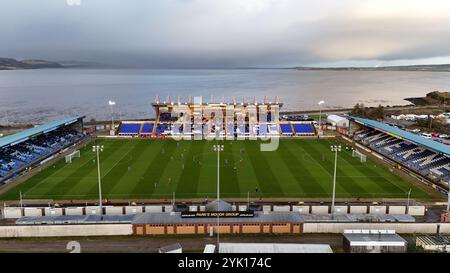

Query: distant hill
405;91;450;106
0;57;63;70
57;60;118;68
293;64;450;72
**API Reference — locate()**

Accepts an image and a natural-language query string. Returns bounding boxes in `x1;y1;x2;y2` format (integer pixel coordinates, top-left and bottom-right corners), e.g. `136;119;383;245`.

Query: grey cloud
1;0;450;67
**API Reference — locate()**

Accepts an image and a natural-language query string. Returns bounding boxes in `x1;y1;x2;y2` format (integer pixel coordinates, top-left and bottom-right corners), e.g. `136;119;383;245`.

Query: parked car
406;128;421;133
431;132;441;137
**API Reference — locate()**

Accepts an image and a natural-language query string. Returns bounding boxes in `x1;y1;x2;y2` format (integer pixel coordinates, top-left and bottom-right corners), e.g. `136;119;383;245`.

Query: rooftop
350;116;450;157
343;230;407;246
132;211;304;225
0;116;84;149
219;243;333;253
205;199;232;212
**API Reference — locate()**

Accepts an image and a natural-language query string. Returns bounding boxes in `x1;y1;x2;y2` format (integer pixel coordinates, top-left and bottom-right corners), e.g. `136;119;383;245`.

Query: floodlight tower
330;144;341;218
318;100;325;135
108;100;116;134
213;144;224;248
92;145;104;211
213;144;224;204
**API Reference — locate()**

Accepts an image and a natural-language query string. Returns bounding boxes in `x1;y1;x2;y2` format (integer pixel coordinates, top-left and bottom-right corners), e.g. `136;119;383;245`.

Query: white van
421;132;432;139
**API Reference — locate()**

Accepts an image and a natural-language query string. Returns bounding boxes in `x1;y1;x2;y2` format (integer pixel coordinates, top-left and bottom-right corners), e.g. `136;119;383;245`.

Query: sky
1;0;450;68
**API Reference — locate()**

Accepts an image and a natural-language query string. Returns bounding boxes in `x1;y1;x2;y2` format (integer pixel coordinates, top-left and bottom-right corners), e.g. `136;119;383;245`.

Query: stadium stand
258;123;268;135
280;123;293;135
0;116;85;184
118;123;141;135
350;116;450;185
292;123;315;135
156;123;171;135
140;123;154;135
268;124;279;135
118;101;314;138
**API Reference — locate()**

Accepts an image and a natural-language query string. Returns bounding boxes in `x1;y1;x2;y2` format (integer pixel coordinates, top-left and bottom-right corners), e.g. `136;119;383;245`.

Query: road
0;234;343;253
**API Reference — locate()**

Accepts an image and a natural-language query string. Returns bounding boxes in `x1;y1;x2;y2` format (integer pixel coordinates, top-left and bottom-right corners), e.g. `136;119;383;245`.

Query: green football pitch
0;138;434;200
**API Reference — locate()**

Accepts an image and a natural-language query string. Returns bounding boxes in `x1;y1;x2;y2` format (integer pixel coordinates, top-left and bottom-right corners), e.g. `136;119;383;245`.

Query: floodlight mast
330;145;341;219
213;144;224;249
92;145;104;212
108;100;116;133
318;100;325;135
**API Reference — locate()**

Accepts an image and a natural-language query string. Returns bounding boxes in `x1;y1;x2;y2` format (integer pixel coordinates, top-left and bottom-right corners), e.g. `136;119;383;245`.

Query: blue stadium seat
119;123;141;135
141;123;154;134
156;124;171;135
280;123;293;134
1;126;84;183
293;123;314;135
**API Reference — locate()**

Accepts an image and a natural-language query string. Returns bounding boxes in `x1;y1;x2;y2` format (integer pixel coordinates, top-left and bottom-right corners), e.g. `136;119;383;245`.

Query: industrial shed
416;235;450;252
343;230;407;253
327;114;349;128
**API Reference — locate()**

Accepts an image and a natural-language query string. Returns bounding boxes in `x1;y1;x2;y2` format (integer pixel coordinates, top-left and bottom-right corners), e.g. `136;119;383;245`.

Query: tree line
350;103;385;120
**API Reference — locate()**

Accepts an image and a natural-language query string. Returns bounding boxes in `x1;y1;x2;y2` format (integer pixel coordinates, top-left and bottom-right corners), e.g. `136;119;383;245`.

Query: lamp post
330;144;341;218
406;188;411;213
92;145;104;212
213;144;224;248
318;100;325;135
108;100;116;132
19;191;23;209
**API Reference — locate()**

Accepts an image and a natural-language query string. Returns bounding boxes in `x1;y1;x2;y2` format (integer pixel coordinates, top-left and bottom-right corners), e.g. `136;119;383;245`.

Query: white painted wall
44;208;63;216
389;206;406;215
23;208;43;217
164;206;173;213
408;206;426;216
105;206;123;215
369;206;387;214
0;224;133;238
333;206;348;214
292;206;310;214
438;223;450;234
304;223;438;234
85;206;102;215
311;206;329;215
273;205;291;212
124;206;143;214
238;205;247;211
145;206;163;213
349;206;367;214
65;207;83;216
3;208;23;219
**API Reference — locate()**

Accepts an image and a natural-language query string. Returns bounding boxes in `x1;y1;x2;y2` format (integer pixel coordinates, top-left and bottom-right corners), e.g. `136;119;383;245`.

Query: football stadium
0;99;446;202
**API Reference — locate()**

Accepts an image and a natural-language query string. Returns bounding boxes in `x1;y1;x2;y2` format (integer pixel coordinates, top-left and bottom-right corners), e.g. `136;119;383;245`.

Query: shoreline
1;104;448;131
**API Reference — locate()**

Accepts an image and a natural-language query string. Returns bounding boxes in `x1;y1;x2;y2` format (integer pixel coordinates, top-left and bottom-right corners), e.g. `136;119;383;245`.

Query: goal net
65;150;80;163
352;149;367;162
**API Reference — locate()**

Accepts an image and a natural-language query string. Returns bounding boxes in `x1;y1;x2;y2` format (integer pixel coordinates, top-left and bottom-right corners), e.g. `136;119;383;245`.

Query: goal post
65;150;80;163
352;149;367;163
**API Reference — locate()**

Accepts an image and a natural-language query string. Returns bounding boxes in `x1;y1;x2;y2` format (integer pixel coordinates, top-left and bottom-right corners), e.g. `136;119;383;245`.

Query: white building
343;230;407;253
327;114;349;128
